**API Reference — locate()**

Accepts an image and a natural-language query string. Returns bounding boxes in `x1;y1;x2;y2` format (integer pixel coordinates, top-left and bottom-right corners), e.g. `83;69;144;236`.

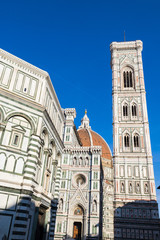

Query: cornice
0;48;48;79
0;87;44;112
46;75;64;121
110;40;143;52
64;108;76;118
63;145;102;154
0;48;64;120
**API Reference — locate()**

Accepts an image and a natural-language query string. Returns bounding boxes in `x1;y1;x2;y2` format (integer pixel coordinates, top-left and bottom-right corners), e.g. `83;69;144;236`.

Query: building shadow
0;195;58;240
114;200;160;240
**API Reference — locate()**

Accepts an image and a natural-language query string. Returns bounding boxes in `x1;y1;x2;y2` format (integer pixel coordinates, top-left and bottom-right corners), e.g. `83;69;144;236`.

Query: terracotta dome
77;128;112;161
78;111;112;168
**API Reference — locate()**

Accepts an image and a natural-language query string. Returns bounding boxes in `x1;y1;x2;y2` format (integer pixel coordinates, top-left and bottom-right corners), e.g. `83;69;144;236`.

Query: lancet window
123;71;133;88
124;134;130;148
122;66;134;89
134;134;139;148
132;104;137;117
123;104;128;117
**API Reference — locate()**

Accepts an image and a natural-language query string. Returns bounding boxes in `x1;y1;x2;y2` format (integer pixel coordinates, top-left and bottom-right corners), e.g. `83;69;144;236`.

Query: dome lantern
78;110;91;129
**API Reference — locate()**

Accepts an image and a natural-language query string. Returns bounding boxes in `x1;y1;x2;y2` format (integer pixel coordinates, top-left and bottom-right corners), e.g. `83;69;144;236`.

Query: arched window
123;72;126;88
123;104;128;117
132;104;137;117
123;68;134;88
130;71;133;87
127;71;129;87
134;134;139;148
124;134;130;148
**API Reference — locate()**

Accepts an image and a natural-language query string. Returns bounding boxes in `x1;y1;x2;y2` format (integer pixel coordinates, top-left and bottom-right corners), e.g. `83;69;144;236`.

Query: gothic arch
5;112;36;134
130;101;138;118
122;130;130;149
122;100;129;118
71;203;86;216
120;63;135;71
121;65;135;89
132;130;141;149
122;129;130;136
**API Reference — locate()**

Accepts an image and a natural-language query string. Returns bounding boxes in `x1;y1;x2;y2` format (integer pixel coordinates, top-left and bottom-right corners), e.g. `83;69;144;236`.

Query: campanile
110;41;160;239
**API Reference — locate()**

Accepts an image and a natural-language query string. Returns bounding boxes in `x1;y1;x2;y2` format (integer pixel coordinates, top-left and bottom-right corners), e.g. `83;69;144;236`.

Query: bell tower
110;41;160;239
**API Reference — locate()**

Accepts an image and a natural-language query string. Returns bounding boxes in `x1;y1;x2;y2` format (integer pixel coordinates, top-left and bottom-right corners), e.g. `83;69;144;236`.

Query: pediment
12;124;26;132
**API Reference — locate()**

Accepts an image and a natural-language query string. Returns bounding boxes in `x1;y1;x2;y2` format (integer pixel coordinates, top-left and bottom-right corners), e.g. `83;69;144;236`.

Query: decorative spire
78;110;91;129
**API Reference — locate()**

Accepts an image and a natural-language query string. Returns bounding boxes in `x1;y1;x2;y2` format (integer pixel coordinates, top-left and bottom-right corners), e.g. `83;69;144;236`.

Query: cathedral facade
0;40;159;240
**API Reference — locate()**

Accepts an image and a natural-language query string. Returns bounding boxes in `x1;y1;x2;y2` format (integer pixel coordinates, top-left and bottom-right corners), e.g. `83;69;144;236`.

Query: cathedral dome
78;111;112;167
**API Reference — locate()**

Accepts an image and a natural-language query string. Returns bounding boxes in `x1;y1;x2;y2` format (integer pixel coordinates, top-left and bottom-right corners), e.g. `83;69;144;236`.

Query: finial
124;30;126;42
85;109;87;114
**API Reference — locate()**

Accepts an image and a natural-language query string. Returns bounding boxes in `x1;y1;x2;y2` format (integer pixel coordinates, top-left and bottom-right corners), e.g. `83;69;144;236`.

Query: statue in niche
121;182;124;192
136;183;140;193
79;158;82;165
58;198;63;211
144;183;148;193
73;157;77;165
92;200;97;213
86;158;89;166
129;183;132;192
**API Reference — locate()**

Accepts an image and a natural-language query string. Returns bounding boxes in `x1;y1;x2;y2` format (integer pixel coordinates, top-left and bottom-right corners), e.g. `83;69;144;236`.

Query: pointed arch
121;65;135;89
133;133;140;148
72;203;85;216
131;102;137;117
123;131;130;149
132;129;140;150
122;102;129;118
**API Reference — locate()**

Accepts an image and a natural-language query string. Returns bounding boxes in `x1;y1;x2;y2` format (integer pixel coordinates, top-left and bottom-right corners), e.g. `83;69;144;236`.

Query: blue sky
1;0;160;203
